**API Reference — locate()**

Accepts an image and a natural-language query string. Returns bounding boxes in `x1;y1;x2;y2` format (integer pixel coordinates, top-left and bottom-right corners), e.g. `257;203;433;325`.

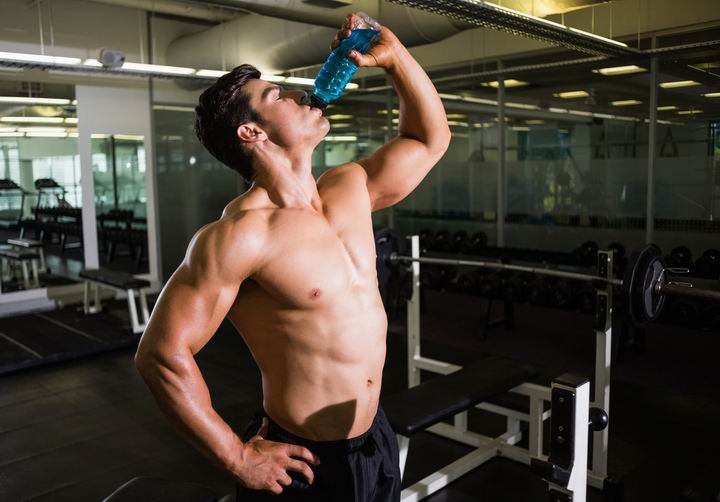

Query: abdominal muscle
227;282;389;441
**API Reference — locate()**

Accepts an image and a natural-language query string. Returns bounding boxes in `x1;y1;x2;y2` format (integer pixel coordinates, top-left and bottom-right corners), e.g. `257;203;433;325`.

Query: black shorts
236;406;401;502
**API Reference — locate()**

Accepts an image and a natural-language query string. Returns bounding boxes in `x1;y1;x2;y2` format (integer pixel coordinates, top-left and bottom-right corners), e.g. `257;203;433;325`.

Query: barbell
376;231;720;325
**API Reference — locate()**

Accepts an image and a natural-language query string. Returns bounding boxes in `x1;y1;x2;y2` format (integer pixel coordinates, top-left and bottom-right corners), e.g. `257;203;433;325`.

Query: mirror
91;134;149;274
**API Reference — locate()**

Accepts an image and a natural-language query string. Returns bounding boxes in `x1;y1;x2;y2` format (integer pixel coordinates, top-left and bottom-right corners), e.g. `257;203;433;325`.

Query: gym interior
1;0;719;501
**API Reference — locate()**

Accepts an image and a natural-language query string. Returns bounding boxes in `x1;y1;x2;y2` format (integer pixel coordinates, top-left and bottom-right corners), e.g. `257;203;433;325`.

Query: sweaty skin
135;13;450;496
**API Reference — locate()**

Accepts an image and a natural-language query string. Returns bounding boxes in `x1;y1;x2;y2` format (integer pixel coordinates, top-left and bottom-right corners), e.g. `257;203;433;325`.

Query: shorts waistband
263;406;384;453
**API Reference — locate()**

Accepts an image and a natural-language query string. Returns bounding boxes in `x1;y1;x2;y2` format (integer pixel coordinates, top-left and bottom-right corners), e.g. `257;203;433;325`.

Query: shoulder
184;210;267;281
317;162;368;188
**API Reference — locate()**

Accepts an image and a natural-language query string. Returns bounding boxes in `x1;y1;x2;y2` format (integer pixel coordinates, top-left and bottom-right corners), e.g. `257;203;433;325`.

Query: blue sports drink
308;12;381;109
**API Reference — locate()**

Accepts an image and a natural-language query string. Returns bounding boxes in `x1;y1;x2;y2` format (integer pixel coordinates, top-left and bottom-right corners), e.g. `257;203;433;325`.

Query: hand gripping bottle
307;12;381;110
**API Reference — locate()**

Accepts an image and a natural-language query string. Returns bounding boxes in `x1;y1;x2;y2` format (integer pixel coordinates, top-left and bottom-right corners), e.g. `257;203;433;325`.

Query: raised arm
331;14;451;211
134;219;319;494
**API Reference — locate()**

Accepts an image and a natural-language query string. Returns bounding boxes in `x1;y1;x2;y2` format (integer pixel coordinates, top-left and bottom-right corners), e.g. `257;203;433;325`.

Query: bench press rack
397;234;615;500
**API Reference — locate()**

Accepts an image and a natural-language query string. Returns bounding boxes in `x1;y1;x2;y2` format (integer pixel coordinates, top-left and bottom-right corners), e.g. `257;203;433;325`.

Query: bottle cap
309;94;328;110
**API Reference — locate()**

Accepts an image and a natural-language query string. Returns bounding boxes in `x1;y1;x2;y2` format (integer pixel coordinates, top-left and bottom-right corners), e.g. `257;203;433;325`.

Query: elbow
429;129;451;158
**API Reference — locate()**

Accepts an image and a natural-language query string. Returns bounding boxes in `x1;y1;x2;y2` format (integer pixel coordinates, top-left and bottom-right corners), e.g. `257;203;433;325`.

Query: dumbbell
470;232;489;255
477;271;501;298
694;249;720;280
667;246;693;269
420;264;457;290
433;229;453;252
574;240;599;267
545;277;572;308
453;270;481;295
608;242;628;276
451;230;472;254
572;280;596;314
500;272;529;302
418;228;435;254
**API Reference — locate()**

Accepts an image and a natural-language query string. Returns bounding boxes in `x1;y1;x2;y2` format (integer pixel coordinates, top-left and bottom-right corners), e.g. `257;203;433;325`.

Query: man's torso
224;164;388;441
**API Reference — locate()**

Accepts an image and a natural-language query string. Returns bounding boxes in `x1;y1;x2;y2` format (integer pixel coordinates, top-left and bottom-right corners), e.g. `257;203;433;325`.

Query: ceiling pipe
165;0;474;74
79;0;238;22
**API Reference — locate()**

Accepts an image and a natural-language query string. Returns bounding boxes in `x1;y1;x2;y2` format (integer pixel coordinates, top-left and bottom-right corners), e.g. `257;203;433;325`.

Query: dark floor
1;290;720;501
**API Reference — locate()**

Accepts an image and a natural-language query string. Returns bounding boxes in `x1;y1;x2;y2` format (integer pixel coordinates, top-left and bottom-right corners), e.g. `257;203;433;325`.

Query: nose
293;90;309;106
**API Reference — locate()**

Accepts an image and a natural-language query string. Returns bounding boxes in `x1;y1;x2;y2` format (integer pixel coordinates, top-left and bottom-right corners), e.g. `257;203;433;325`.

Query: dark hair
195;64;263;182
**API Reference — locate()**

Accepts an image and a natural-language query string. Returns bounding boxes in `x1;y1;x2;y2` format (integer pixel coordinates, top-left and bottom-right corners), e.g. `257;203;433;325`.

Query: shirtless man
135;13;450;502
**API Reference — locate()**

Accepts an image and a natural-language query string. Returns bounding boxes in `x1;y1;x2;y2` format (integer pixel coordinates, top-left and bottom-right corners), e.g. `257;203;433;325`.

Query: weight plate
624;244;665;324
375;228;403;293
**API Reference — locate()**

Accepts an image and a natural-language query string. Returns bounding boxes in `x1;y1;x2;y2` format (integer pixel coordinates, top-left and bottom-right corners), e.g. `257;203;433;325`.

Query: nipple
310;288;322;299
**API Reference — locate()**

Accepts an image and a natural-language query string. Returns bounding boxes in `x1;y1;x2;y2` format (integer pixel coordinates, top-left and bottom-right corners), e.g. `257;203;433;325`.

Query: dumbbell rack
403;234;615;495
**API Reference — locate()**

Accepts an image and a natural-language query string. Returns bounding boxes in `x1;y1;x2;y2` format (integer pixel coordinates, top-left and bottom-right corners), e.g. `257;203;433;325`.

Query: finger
277;472;293;487
269;482;283;495
287;445;321;466
286;459;315;484
347;50;377;67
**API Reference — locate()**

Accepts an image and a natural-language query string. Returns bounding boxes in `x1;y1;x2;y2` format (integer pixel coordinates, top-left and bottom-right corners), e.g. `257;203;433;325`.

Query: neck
250;149;322;212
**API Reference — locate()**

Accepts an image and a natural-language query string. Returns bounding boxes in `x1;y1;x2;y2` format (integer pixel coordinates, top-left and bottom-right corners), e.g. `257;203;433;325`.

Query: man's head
195;64;329;182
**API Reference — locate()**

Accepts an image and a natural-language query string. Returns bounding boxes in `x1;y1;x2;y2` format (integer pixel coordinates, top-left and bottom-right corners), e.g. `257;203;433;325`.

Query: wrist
383;43;409;73
224;435;246;476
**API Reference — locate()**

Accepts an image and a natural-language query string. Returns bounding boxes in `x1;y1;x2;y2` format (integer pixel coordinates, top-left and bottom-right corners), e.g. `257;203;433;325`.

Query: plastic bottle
307;12;381;109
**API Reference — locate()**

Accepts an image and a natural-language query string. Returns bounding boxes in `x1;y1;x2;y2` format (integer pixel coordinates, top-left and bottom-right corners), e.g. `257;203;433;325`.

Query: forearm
136;351;243;474
387;45;450;153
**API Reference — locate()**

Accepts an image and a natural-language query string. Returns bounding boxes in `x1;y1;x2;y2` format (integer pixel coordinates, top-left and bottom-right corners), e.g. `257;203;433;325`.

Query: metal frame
82;280;150;334
397;235;614;501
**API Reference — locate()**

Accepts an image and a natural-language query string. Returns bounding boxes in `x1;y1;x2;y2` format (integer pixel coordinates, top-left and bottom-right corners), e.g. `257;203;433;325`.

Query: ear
237;122;266;144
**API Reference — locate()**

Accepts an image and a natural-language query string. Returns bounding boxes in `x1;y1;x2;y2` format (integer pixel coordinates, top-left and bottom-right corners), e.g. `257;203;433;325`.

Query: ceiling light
387;0;631;56
659;80;700;89
506;102;540;110
463;96;497;105
64;118;78;124
0;116;64;123
17;127;66;133
549;107;569;114
331;123;352;128
439;93;461;100
0;132;23;137
447;120;469;127
568;109;593;116
657;105;677;111
0;127;16;132
83;59;103;67
327;114;354;120
114;134;145;141
68;132;79;138
592;113;615;119
446;113;467;119
611;100;643;106
511;126;530;132
153;105;195;112
196;69;228;78
91;133;109;139
324;135;357;142
0;96;71;105
262;74;286;83
0;51;81;65
703;92;720;98
377;109;399;115
121;62;195;75
26;132;68;138
593;65;646;76
525;119;544;125
554;91;589;99
677;109;702;115
480;79;529;88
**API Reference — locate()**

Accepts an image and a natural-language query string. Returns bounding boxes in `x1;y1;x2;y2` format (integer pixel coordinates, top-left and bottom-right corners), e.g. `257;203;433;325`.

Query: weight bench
383;356;536;501
79;269;151;335
0;247;41;289
7;237;47;272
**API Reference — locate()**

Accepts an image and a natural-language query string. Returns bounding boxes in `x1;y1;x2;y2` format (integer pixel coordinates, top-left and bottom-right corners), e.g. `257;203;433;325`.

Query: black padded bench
0;247;41;289
79;268;151;334
103;477;232;502
7;237;47;272
383;356;536;501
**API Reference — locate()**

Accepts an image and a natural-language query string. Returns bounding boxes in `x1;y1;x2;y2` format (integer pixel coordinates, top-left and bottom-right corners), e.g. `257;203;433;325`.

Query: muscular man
135;13;450;502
